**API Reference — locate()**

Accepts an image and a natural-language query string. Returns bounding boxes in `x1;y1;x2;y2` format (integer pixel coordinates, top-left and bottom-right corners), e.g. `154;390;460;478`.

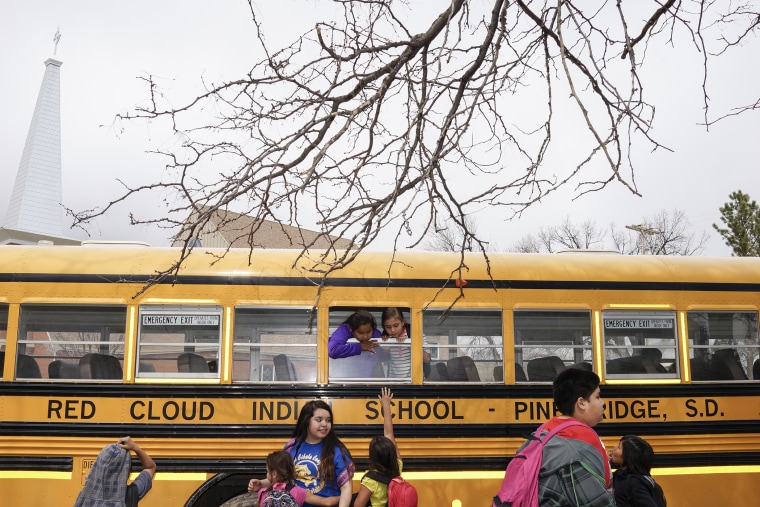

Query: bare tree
423;216;484;252
514;209;708;255
71;1;758;284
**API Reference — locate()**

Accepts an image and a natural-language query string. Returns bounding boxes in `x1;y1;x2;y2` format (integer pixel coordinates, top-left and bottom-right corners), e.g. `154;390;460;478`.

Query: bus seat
753;358;760;380
16;353;42;379
177;353;210;373
80;353;123;380
690;356;715;380
139;361;156;373
493;365;503;382
640;349;668;373
527;356;565;381
606;356;647;375
711;348;747;380
569;361;593;371
515;363;527;381
427;362;448;381
48;359;80;379
447;356;480;382
0;351;4;376
273;354;297;381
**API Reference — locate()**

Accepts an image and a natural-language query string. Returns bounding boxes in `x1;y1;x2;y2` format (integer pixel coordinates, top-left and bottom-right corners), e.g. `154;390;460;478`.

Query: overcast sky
2;1;758;256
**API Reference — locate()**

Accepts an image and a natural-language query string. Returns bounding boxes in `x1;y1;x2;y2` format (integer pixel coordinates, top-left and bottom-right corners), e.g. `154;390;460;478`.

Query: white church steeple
1;31;78;245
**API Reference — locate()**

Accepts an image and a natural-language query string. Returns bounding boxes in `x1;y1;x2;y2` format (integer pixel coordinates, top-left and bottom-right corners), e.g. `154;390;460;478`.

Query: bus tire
219;492;258;507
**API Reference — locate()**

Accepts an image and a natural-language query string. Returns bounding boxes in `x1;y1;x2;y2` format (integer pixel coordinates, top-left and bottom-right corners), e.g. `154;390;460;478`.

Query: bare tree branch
71;0;757;287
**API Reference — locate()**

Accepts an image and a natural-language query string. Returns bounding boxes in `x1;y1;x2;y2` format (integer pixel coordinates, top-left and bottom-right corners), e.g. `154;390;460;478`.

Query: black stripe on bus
0;456;72;471
2;382;759;399
1;419;758;441
2;453;758;474
3;272;760;292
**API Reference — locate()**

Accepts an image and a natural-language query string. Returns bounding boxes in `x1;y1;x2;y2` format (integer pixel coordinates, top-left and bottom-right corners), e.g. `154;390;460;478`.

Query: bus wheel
220;492;258;507
184;473;251;507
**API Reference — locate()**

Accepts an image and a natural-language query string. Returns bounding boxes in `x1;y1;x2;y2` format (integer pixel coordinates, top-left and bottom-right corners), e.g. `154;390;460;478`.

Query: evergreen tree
713;191;760;257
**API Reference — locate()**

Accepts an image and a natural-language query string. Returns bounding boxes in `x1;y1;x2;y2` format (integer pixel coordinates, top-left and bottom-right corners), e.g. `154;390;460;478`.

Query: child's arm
247;478;271;492
328;324;362;358
118;437;156;479
352;484;372;507
380;387;400;459
337;480;354;507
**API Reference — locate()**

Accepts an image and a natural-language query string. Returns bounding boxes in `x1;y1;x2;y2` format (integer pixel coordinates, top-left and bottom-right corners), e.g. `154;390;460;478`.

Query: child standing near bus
251;450;339;507
609;435;667;507
249;401;352;506
352;387;405;507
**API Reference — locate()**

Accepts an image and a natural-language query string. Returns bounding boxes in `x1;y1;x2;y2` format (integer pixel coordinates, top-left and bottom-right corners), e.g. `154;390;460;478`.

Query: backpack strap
538;419;587;443
364;470;392;485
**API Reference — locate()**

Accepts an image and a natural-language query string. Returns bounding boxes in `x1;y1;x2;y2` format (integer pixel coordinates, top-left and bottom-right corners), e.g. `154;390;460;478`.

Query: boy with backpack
494;368;615;507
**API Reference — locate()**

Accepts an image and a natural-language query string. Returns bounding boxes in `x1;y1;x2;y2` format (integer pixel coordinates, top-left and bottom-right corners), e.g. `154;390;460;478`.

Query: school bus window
233;307;317;383
0;304;8;378
687;311;758;381
422;308;502;383
0;303;7;348
513;310;592;382
602;310;678;378
328;307;394;382
16;304;127;381
137;306;222;379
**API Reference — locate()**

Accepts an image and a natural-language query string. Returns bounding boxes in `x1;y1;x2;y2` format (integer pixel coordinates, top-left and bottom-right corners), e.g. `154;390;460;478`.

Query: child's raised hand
379;386;393;405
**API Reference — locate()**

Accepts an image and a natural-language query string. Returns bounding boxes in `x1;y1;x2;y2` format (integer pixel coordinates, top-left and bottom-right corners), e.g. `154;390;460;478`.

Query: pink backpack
493;420;583;507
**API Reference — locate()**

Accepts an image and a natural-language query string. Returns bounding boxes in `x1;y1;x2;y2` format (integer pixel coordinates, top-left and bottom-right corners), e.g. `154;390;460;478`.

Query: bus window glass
687;311;758;381
422;308;502;383
513;310;592;382
137;306;222;379
233;307;317;383
0;304;8;377
602;310;678;379
17;305;127;381
328;307;402;382
0;303;7;348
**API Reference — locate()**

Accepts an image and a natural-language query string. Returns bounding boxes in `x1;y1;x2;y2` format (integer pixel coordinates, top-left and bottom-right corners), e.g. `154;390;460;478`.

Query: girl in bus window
380;307;430;379
609;435;667;507
328;310;383;378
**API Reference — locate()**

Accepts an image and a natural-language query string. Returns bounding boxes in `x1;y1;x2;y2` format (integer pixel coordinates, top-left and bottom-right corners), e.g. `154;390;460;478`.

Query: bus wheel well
184;473;251;507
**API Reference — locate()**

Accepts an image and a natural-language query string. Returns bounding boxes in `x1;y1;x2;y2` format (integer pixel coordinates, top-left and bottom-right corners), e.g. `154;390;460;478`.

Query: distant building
1;56;79;246
172;206;353;250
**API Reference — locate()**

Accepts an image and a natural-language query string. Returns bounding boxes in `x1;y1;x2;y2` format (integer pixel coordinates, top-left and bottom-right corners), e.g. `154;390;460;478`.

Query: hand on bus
360;340;380;353
117;436;137;451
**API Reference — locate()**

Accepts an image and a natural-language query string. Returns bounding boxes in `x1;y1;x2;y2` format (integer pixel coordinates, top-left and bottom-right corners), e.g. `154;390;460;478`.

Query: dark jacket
612;469;666;507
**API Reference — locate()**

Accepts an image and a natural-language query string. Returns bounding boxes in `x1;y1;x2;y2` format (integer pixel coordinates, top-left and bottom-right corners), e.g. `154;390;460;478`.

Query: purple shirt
328;323;383;378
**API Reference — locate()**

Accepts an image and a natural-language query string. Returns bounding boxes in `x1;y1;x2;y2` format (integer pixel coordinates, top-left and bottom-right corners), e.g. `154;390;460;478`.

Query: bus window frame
602;309;679;380
136;305;223;380
232;305;318;383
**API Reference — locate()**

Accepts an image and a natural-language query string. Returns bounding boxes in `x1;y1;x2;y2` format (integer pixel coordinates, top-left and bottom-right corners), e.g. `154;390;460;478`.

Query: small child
249;450;339;507
352;387;402;507
609;435;667;507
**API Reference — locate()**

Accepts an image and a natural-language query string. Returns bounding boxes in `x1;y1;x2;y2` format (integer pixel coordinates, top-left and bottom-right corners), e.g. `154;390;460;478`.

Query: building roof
172;206;353;250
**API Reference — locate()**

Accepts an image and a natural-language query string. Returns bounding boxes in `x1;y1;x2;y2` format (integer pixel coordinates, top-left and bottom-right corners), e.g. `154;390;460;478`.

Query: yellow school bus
1;244;759;506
